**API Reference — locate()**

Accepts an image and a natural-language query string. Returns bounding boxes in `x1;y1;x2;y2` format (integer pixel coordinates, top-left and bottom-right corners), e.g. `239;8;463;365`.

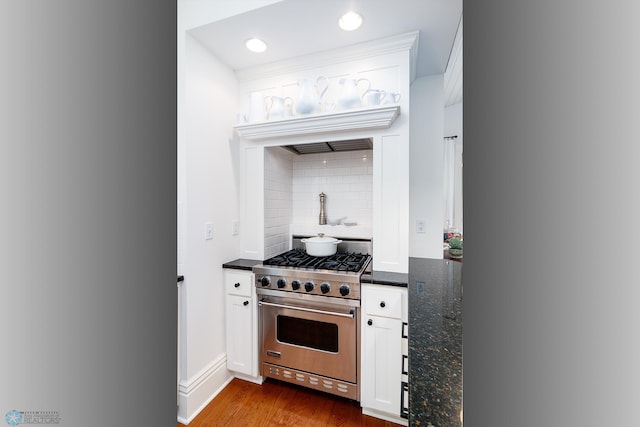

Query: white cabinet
226;294;253;375
361;283;408;424
224;269;259;380
373;134;409;273
238;145;265;261
362;314;402;412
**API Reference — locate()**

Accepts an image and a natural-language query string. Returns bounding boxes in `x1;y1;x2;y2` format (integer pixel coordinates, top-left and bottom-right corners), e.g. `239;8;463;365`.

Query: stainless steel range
253;236;372;401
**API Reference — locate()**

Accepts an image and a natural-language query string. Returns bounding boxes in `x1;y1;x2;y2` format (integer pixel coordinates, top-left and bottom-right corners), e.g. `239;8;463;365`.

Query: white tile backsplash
292;149;373;228
263;148;374;256
264;147;293;258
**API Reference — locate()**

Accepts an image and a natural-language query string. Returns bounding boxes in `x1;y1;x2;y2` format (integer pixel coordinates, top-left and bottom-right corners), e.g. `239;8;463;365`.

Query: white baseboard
177;354;233;424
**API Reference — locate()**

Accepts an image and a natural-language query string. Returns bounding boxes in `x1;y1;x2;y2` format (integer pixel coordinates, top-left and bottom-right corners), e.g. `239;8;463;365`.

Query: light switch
205;222;213;240
232;220;239;236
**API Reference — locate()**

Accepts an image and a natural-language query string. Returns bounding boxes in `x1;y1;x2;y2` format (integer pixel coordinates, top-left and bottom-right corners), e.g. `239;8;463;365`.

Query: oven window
276;315;338;353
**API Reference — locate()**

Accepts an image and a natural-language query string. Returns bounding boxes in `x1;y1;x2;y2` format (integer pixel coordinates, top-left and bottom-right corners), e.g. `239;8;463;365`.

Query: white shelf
234;105;400;140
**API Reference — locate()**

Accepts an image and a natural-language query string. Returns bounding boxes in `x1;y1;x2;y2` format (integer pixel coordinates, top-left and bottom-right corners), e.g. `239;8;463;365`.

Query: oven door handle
258;300;355;319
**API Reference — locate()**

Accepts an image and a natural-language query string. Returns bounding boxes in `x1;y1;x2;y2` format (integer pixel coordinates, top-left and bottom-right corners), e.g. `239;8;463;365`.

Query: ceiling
188;0;463;105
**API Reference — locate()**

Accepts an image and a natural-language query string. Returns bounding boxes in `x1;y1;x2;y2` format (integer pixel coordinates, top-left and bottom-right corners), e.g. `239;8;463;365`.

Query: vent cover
282;138;372;155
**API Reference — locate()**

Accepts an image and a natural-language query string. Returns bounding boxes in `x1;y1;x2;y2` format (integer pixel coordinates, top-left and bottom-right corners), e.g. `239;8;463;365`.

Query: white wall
445;101;462;136
177;2;286;423
178;33;241;423
409;75;445;259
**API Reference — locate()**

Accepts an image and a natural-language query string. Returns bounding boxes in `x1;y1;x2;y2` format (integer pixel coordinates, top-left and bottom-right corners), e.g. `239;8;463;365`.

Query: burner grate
264;249;369;272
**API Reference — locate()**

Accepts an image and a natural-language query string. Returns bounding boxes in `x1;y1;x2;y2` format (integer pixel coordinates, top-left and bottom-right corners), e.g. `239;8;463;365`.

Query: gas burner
264;250;306;266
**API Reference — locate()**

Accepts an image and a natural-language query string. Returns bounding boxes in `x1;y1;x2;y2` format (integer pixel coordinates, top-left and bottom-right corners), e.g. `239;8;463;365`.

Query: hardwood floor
178;378;402;427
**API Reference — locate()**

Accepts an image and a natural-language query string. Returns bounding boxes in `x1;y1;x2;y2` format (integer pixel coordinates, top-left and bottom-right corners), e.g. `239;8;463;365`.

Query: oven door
259;294;358;383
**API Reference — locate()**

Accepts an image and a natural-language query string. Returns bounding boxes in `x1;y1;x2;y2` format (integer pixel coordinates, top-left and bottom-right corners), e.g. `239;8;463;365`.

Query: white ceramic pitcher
295;77;329;115
248;92;266;122
266;96;294;120
337;77;371;110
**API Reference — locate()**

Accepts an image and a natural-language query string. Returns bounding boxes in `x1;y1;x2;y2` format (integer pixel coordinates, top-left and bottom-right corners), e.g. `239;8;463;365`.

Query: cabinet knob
234;282;240;288
380;301;386;308
243;300;249;306
367;319;373;326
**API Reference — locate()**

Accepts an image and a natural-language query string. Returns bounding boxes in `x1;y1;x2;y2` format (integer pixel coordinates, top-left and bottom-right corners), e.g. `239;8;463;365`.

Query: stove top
254;249;371;300
263;249;369;273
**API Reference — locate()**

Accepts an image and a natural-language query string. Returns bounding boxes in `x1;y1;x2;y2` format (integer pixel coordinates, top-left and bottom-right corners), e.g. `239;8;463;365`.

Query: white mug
381;92;401;105
365;89;386;106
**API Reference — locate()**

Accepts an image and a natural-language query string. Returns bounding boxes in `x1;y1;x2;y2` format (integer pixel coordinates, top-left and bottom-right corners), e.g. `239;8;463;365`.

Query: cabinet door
373;134;409;273
226;294;254;376
361;314;402;415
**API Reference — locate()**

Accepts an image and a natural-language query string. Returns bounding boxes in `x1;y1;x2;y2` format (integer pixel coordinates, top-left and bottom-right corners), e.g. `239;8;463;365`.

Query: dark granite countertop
409;257;463;427
361;270;408;287
222;259;262;271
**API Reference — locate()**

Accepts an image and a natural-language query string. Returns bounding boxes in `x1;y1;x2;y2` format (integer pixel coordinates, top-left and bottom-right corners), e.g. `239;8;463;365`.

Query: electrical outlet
205;222;213;240
232;220;239;236
416;219;426;234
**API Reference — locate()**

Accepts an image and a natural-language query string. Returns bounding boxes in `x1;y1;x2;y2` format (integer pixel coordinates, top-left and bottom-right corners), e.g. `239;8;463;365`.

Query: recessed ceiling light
339;11;363;31
245;38;267;53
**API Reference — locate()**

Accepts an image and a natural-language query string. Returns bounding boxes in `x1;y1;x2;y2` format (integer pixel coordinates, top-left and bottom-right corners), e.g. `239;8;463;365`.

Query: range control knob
304;281;315;292
260;276;271;287
320;283;331;294
291;280;301;290
277;278;287;289
339;284;351;296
